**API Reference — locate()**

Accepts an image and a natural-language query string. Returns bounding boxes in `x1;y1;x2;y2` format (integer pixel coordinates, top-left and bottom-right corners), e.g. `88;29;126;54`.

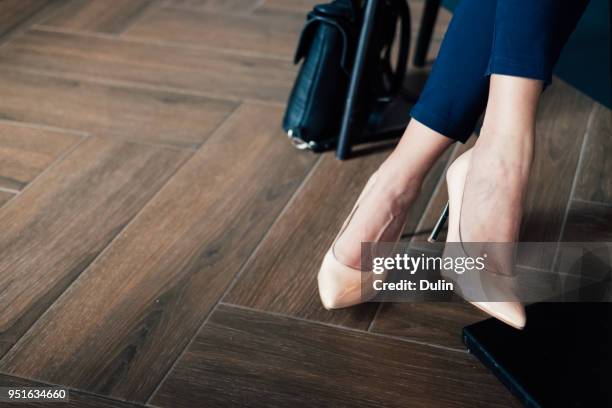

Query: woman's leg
455;0;590;244
443;0;589;328
332;122;450;269
457;75;540;244
331;0;497;270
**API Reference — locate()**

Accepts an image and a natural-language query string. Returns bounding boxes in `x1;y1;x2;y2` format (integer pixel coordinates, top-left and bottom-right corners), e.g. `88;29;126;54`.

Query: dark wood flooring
0;0;608;407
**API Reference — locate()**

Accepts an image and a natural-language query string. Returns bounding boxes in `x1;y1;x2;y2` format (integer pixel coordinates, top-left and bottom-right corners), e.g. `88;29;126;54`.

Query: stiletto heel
428;202;449;243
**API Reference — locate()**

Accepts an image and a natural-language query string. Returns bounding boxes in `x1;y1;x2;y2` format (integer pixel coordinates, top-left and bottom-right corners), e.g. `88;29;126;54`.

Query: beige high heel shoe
318;173;407;310
435;150;526;330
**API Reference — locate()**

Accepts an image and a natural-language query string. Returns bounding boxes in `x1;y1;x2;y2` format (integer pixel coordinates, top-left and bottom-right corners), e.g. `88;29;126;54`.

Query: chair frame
336;0;441;159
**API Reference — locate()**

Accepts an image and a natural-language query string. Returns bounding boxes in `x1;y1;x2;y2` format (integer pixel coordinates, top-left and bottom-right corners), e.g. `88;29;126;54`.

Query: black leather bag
283;0;410;151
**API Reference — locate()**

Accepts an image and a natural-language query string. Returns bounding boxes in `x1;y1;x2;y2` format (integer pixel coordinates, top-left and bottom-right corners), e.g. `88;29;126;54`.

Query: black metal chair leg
336;0;379;160
413;0;441;67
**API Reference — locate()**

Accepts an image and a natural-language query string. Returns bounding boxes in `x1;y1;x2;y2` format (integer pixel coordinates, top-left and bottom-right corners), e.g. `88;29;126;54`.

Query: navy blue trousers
411;0;590;143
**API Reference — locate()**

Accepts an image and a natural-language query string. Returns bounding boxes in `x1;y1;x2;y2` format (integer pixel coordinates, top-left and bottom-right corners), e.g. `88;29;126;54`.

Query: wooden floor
0;1;609;407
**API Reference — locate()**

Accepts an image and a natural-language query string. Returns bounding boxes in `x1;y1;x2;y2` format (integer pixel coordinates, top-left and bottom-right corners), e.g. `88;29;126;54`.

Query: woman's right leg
443;0;589;328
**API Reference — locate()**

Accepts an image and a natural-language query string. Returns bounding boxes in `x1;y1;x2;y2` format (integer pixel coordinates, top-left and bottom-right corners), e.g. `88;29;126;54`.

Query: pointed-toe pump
439;251;526;329
435;152;526;330
471;300;526;330
318;249;378;309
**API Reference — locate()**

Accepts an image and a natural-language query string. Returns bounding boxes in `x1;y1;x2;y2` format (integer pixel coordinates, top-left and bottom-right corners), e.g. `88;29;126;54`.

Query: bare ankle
376;161;424;200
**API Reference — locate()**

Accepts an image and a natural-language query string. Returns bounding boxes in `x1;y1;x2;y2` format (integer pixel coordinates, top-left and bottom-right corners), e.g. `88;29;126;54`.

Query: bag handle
294;4;356;74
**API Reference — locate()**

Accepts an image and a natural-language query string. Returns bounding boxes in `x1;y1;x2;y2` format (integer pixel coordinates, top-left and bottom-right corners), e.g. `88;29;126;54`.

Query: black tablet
463;303;612;408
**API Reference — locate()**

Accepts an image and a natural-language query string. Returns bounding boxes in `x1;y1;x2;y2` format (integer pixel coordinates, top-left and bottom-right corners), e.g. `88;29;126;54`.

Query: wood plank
0;68;236;149
0;30;295;103
39;0;154;34
517;80;593;268
0;122;82;191
224;149;387;329
125;6;302;59
520;80;594;241
369;302;487;351
260;0;318;13
0;191;15;207
561;200;612;242
0;136;189;358
0;104;317;402
162;0;263;14
150;304;519;408
225;137;451;329
0;0;49;40
573;104;612;204
0;374;146;408
367;242;486;352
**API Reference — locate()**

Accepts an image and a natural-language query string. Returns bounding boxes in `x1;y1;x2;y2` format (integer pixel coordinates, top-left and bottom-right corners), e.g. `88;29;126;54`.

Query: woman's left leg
456;0;590;244
444;0;590;329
